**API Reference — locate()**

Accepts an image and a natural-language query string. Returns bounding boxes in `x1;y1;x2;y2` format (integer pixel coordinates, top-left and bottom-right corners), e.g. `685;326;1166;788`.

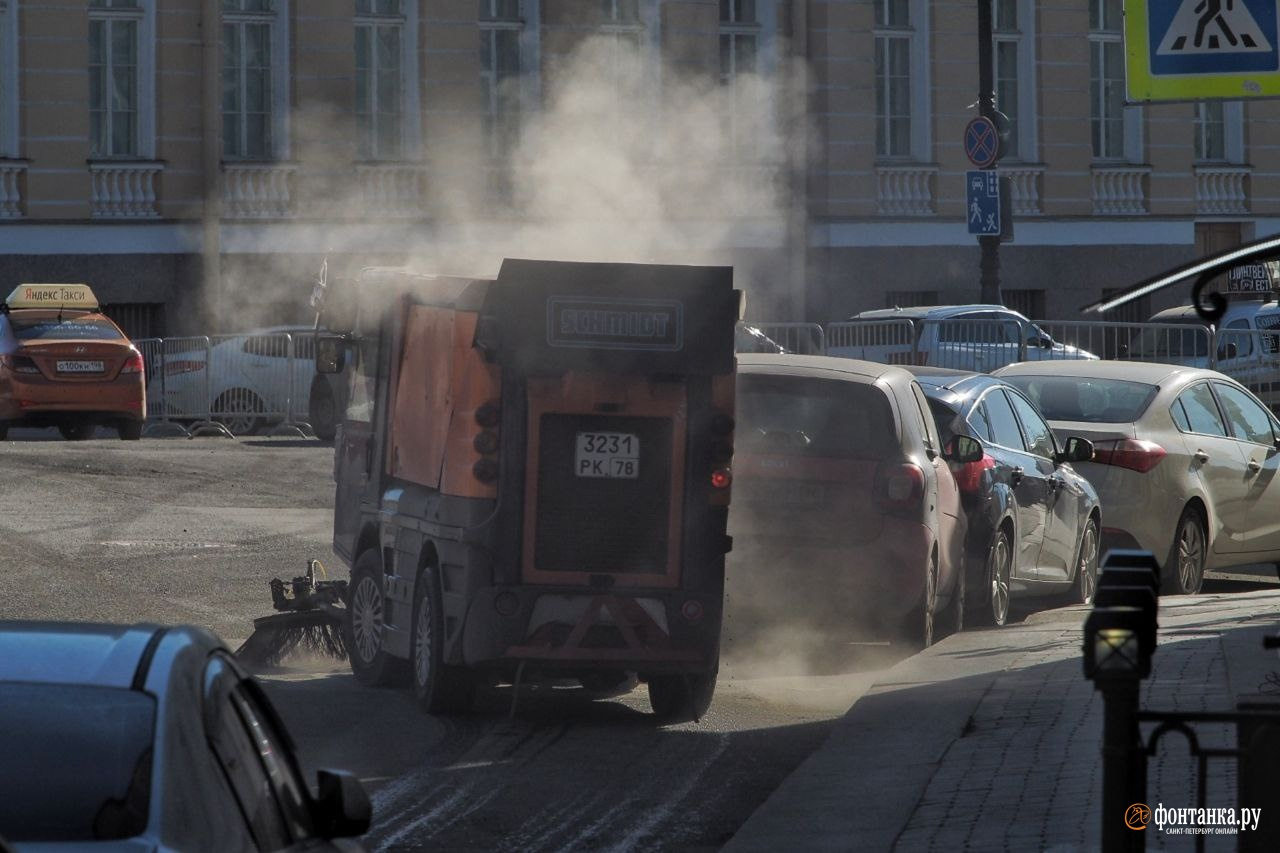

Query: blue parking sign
966;170;1000;236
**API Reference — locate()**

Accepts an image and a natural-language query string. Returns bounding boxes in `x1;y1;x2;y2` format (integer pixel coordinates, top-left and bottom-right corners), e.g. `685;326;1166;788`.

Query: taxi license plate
56;360;104;373
575;431;639;479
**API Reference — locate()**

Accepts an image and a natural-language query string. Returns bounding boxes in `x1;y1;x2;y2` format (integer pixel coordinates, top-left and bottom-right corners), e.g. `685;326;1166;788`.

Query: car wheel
1072;517;1101;605
986;526;1013;627
346;551;406;688
410;564;475;714
117;419;143;441
648;669;717;724
214;389;264;436
58;423;96;441
1164;507;1206;596
309;380;338;442
922;553;938;647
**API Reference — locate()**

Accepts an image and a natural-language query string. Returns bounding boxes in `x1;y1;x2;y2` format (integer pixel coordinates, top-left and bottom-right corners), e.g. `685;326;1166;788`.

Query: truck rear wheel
346;551;406;687
648;669;716;724
410;565;475;714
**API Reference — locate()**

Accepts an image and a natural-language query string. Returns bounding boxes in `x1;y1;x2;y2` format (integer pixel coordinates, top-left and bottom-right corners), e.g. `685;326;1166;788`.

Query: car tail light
873;462;925;514
711;468;732;489
473;400;501;483
121;352;144;374
1092;439;1166;473
0;355;39;374
949;453;997;494
164;359;205;376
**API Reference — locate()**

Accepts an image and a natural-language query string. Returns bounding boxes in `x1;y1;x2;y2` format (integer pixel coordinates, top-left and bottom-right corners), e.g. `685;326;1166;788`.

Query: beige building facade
0;1;1272;335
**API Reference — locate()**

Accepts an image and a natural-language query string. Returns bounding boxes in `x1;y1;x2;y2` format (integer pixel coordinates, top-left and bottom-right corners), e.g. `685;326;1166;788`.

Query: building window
1195;100;1245;164
1004;288;1045;320
356;0;405;160
90;0;148;158
885;290;938;308
222;1;281;161
480;1;522;160
993;0;1036;162
600;0;645;110
874;0;929;161
720;1;759;84
1089;0;1132;160
0;0;17;158
874;0;911;158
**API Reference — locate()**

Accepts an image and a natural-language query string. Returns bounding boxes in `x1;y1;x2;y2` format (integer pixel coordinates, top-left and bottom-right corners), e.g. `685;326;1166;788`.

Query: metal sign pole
977;0;1001;305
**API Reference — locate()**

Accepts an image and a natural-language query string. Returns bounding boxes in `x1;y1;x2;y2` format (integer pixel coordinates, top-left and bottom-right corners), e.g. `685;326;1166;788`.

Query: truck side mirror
316;335;346;374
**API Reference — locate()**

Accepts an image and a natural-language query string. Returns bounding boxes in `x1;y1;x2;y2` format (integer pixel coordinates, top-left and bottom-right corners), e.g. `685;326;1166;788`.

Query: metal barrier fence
743;322;826;355
134;331;315;438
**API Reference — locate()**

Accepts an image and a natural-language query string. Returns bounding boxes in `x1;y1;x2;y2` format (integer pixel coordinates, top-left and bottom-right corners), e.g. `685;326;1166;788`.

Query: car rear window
0;683;155;841
1002;376;1158;423
9;315;124;341
737;374;896;460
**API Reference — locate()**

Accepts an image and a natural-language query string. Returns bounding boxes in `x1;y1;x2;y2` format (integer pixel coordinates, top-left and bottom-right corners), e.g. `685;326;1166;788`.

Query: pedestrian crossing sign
1125;0;1280;101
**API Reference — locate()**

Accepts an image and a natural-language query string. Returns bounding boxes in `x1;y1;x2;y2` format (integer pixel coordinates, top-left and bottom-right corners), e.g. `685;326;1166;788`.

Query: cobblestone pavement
728;590;1280;853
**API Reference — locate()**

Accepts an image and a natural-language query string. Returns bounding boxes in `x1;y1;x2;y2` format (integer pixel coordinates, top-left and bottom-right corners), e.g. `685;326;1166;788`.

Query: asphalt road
0;436;906;851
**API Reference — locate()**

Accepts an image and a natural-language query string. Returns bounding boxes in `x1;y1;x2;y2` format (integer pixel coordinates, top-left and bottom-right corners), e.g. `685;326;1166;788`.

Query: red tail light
1091;439;1166;473
121;352;144;374
873;462;925;514
0;355;39;374
711;468;732;489
164;359;204;376
949;453;997;493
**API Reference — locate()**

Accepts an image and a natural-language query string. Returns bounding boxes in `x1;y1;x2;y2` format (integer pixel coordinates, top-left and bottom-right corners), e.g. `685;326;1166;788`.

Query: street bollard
1084;550;1160;853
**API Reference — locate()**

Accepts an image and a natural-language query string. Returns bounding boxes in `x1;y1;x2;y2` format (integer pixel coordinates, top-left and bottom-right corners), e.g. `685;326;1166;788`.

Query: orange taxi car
0;283;145;441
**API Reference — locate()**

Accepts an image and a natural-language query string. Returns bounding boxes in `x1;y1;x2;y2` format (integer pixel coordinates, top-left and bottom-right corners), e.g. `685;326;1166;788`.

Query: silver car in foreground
995;360;1280;595
0;622;369;852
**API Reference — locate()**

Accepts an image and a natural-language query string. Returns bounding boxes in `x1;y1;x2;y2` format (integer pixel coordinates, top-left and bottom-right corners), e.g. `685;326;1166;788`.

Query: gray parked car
0;621;369;852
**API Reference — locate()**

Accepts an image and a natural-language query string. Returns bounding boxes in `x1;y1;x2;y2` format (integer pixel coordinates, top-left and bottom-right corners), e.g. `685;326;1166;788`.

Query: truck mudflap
504;594;704;663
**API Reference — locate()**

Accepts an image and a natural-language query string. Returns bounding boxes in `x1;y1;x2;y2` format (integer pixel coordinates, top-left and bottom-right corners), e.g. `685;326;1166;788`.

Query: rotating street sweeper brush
236;560;349;667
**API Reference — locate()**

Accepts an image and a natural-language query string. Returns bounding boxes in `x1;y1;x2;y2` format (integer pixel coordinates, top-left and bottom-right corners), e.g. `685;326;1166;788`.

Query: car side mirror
313;769;371;839
315;335;346;375
943;434;983;464
1057;436;1094;465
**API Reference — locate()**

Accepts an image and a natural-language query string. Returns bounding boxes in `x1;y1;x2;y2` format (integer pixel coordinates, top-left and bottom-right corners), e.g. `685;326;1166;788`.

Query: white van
1132;299;1280;412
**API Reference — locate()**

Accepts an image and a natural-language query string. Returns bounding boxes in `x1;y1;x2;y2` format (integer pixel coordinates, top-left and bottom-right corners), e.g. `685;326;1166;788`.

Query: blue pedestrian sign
1126;0;1280;101
966;171;1000;237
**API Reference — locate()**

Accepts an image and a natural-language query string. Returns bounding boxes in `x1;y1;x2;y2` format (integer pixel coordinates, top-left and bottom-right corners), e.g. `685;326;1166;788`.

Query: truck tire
410;565;475;714
309;379;339;442
118;419;143;441
346;551;406;687
648;669;717;724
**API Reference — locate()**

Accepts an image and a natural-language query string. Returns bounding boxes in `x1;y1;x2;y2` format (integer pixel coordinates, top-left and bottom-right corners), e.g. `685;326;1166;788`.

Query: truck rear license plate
575;432;639;479
56;360;104;373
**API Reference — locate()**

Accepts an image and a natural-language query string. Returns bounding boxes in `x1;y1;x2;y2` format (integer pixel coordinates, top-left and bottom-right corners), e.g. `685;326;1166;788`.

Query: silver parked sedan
995;360;1280;595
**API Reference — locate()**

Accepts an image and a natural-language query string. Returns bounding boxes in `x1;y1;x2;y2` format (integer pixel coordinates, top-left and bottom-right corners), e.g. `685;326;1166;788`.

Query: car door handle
1248;459;1262;473
1010;466;1024;486
1194;450;1210;463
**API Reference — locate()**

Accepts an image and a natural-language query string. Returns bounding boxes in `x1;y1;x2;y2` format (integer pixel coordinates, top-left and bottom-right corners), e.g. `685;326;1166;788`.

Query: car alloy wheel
413;587;433;691
1076;519;1099;605
923;554;937;648
1170;509;1206;595
350;575;384;668
988;528;1012;627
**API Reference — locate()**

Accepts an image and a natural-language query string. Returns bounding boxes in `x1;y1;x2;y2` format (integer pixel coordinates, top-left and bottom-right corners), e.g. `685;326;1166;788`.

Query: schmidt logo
547;296;684;352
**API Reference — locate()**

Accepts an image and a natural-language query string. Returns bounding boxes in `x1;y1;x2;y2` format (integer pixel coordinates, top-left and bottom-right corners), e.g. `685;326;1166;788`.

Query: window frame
1088;0;1141;163
0;0;17;158
873;0;930;162
221;0;290;162
354;0;420;162
1211;381;1277;447
1171;381;1229;438
974;387;1028;454
991;0;1037;163
89;0;156;160
479;0;525;162
1194;100;1245;165
1006;386;1059;460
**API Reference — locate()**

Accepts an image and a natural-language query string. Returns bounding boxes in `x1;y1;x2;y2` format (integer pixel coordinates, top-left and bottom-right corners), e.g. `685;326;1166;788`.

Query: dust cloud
209;32;808;331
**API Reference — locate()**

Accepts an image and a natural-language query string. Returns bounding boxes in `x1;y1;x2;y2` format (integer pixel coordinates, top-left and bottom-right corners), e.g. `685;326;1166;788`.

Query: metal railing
745;322;826;355
135;331;316;438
